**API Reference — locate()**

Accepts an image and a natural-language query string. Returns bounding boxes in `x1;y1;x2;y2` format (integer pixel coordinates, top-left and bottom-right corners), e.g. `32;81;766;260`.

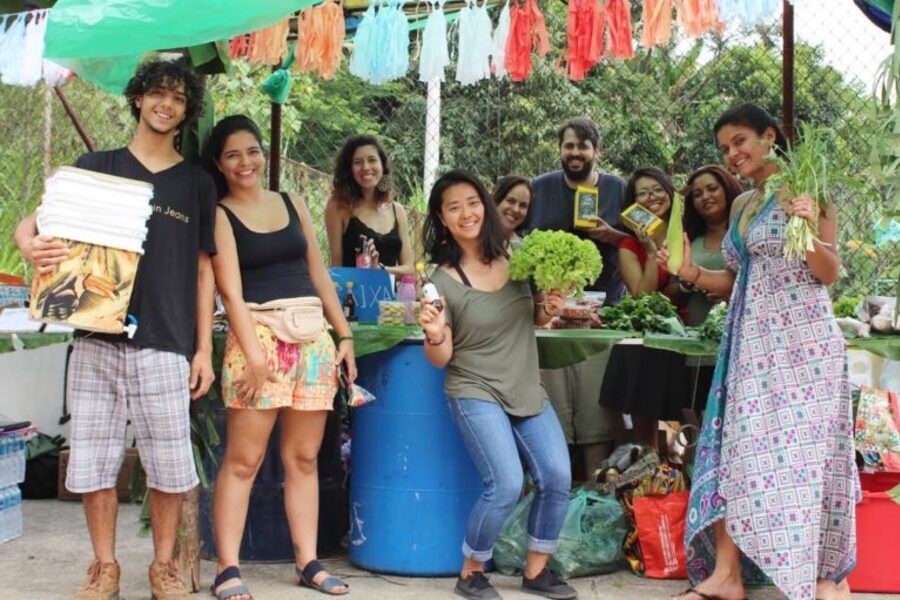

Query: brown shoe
73;559;120;600
148;560;191;600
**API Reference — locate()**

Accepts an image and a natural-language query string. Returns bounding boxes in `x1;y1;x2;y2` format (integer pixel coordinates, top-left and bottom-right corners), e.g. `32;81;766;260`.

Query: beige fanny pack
246;297;325;344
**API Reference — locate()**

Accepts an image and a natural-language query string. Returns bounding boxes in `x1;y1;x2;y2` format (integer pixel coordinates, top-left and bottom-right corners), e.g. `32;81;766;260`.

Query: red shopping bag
632;492;689;579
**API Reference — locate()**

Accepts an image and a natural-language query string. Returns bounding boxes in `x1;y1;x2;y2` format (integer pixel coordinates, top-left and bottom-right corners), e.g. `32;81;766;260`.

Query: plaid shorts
65;338;198;494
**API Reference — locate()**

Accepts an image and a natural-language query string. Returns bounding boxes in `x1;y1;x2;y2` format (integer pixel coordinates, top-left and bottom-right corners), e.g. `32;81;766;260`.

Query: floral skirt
222;323;338;410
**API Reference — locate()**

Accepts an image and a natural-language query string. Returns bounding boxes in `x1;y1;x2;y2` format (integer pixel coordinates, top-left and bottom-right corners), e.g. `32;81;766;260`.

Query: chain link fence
0;0;894;298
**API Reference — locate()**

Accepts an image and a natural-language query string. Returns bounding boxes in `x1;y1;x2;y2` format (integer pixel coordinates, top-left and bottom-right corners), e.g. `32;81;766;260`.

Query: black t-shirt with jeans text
525;170;627;305
73;148;217;358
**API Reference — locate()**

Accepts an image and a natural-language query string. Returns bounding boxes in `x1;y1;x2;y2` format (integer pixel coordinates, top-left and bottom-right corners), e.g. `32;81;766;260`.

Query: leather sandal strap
682;589;717;600
300;559;324;583
214;566;243;588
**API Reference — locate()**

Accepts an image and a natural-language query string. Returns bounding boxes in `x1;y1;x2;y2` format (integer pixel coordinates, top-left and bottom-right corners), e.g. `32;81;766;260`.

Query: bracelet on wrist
338;336;354;344
677;279;696;294
426;333;446;346
687;266;700;285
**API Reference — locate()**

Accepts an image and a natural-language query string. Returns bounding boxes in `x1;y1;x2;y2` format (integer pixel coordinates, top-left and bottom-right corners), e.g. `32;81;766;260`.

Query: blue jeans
447;398;571;562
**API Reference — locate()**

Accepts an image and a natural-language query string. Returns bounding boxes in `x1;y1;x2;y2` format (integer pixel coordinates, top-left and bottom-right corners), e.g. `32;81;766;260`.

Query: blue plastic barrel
350;340;482;575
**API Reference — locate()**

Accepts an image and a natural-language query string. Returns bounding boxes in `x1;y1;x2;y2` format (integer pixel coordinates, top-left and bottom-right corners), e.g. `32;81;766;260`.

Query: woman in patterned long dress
661;104;858;600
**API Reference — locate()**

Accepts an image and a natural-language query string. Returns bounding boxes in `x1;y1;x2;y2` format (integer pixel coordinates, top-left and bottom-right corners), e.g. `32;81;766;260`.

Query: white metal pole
423;78;442;198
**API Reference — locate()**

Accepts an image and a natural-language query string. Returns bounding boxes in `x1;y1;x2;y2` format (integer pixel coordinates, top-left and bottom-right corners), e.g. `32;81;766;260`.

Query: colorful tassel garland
248;18;290;65
456;0;494;86
229;32;256;59
640;0;673;49
504;0;551;82
0;10;49;87
675;0;723;38
566;0;605;80
295;0;346;80
491;1;511;78
604;0;634;59
419;0;450;82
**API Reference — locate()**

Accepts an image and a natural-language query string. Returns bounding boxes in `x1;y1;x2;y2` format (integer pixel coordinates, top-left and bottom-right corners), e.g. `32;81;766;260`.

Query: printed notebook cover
29;242;141;334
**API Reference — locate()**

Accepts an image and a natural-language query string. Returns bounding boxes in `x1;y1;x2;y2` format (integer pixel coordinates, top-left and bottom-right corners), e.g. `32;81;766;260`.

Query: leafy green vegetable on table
697;302;727;341
833;295;863;319
597;292;684;334
509;230;602;295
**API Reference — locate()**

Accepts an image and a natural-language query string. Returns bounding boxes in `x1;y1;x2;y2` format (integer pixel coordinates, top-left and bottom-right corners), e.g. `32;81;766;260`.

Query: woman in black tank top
202;115;354;598
324;135;415;277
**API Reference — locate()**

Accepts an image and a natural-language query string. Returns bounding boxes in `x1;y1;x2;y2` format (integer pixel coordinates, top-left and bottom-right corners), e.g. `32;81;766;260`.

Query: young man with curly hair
15;58;217;600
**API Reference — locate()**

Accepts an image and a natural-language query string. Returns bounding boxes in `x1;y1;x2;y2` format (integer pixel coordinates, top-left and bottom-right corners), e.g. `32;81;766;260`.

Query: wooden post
176;486;201;591
782;0;795;145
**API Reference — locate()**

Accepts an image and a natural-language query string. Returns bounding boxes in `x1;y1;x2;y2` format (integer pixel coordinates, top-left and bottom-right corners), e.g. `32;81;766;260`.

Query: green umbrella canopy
41;0;317;91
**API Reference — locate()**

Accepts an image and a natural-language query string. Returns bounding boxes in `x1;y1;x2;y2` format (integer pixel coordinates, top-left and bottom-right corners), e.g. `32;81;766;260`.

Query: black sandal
211;566;252;600
296;559;349;596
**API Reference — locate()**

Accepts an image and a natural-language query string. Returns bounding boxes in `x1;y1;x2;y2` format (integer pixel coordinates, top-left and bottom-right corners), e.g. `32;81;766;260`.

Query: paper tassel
419;0;450;82
455;0;494;86
349;4;377;80
675;0;723;38
377;0;410;83
504;0;551;82
717;0;781;25
640;0;673;49
0;10;49;87
0;14;26;85
491;1;510;79
566;0;605;80
295;0;346;80
248;18;290;65
605;0;634;60
351;0;409;84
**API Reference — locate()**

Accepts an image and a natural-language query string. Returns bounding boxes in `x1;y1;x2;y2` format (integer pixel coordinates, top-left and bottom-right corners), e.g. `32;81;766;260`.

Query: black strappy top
341;204;403;267
220;192;316;304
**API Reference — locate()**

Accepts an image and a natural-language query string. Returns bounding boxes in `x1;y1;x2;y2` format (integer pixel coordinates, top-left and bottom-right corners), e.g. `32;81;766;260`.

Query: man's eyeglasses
636;187;667;201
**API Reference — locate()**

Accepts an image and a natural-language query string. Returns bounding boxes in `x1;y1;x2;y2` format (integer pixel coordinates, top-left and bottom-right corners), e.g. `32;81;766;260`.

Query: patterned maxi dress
685;195;859;600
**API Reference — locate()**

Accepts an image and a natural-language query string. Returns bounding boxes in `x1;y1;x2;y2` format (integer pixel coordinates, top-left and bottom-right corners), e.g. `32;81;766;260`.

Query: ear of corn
666;193;685;273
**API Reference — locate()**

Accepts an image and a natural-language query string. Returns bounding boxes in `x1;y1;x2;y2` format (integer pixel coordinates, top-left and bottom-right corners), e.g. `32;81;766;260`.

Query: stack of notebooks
29;166;153;334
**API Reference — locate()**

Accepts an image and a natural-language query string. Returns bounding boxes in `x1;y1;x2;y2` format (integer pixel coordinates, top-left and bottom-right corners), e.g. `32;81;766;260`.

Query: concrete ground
3;500;897;600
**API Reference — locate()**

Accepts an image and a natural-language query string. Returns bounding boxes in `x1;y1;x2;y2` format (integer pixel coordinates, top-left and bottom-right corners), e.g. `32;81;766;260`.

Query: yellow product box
621;203;665;237
573;185;599;230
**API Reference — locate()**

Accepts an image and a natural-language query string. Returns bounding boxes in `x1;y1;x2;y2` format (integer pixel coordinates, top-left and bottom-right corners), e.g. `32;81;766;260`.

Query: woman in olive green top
680;165;743;325
418;170;576;600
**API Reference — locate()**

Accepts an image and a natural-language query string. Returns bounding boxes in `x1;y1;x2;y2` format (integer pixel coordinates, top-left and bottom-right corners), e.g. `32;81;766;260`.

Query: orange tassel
295;0;346;80
566;0;605;80
504;0;551;82
248;18;290;65
675;0;723;38
640;0;673;49
605;0;634;60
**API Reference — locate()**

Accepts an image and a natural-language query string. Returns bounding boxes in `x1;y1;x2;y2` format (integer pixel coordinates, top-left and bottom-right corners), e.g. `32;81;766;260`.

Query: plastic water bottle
397;276;417;324
0;437;8;487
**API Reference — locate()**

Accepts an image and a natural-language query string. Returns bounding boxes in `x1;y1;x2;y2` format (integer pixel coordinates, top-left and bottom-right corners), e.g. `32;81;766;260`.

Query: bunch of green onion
764;123;833;260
